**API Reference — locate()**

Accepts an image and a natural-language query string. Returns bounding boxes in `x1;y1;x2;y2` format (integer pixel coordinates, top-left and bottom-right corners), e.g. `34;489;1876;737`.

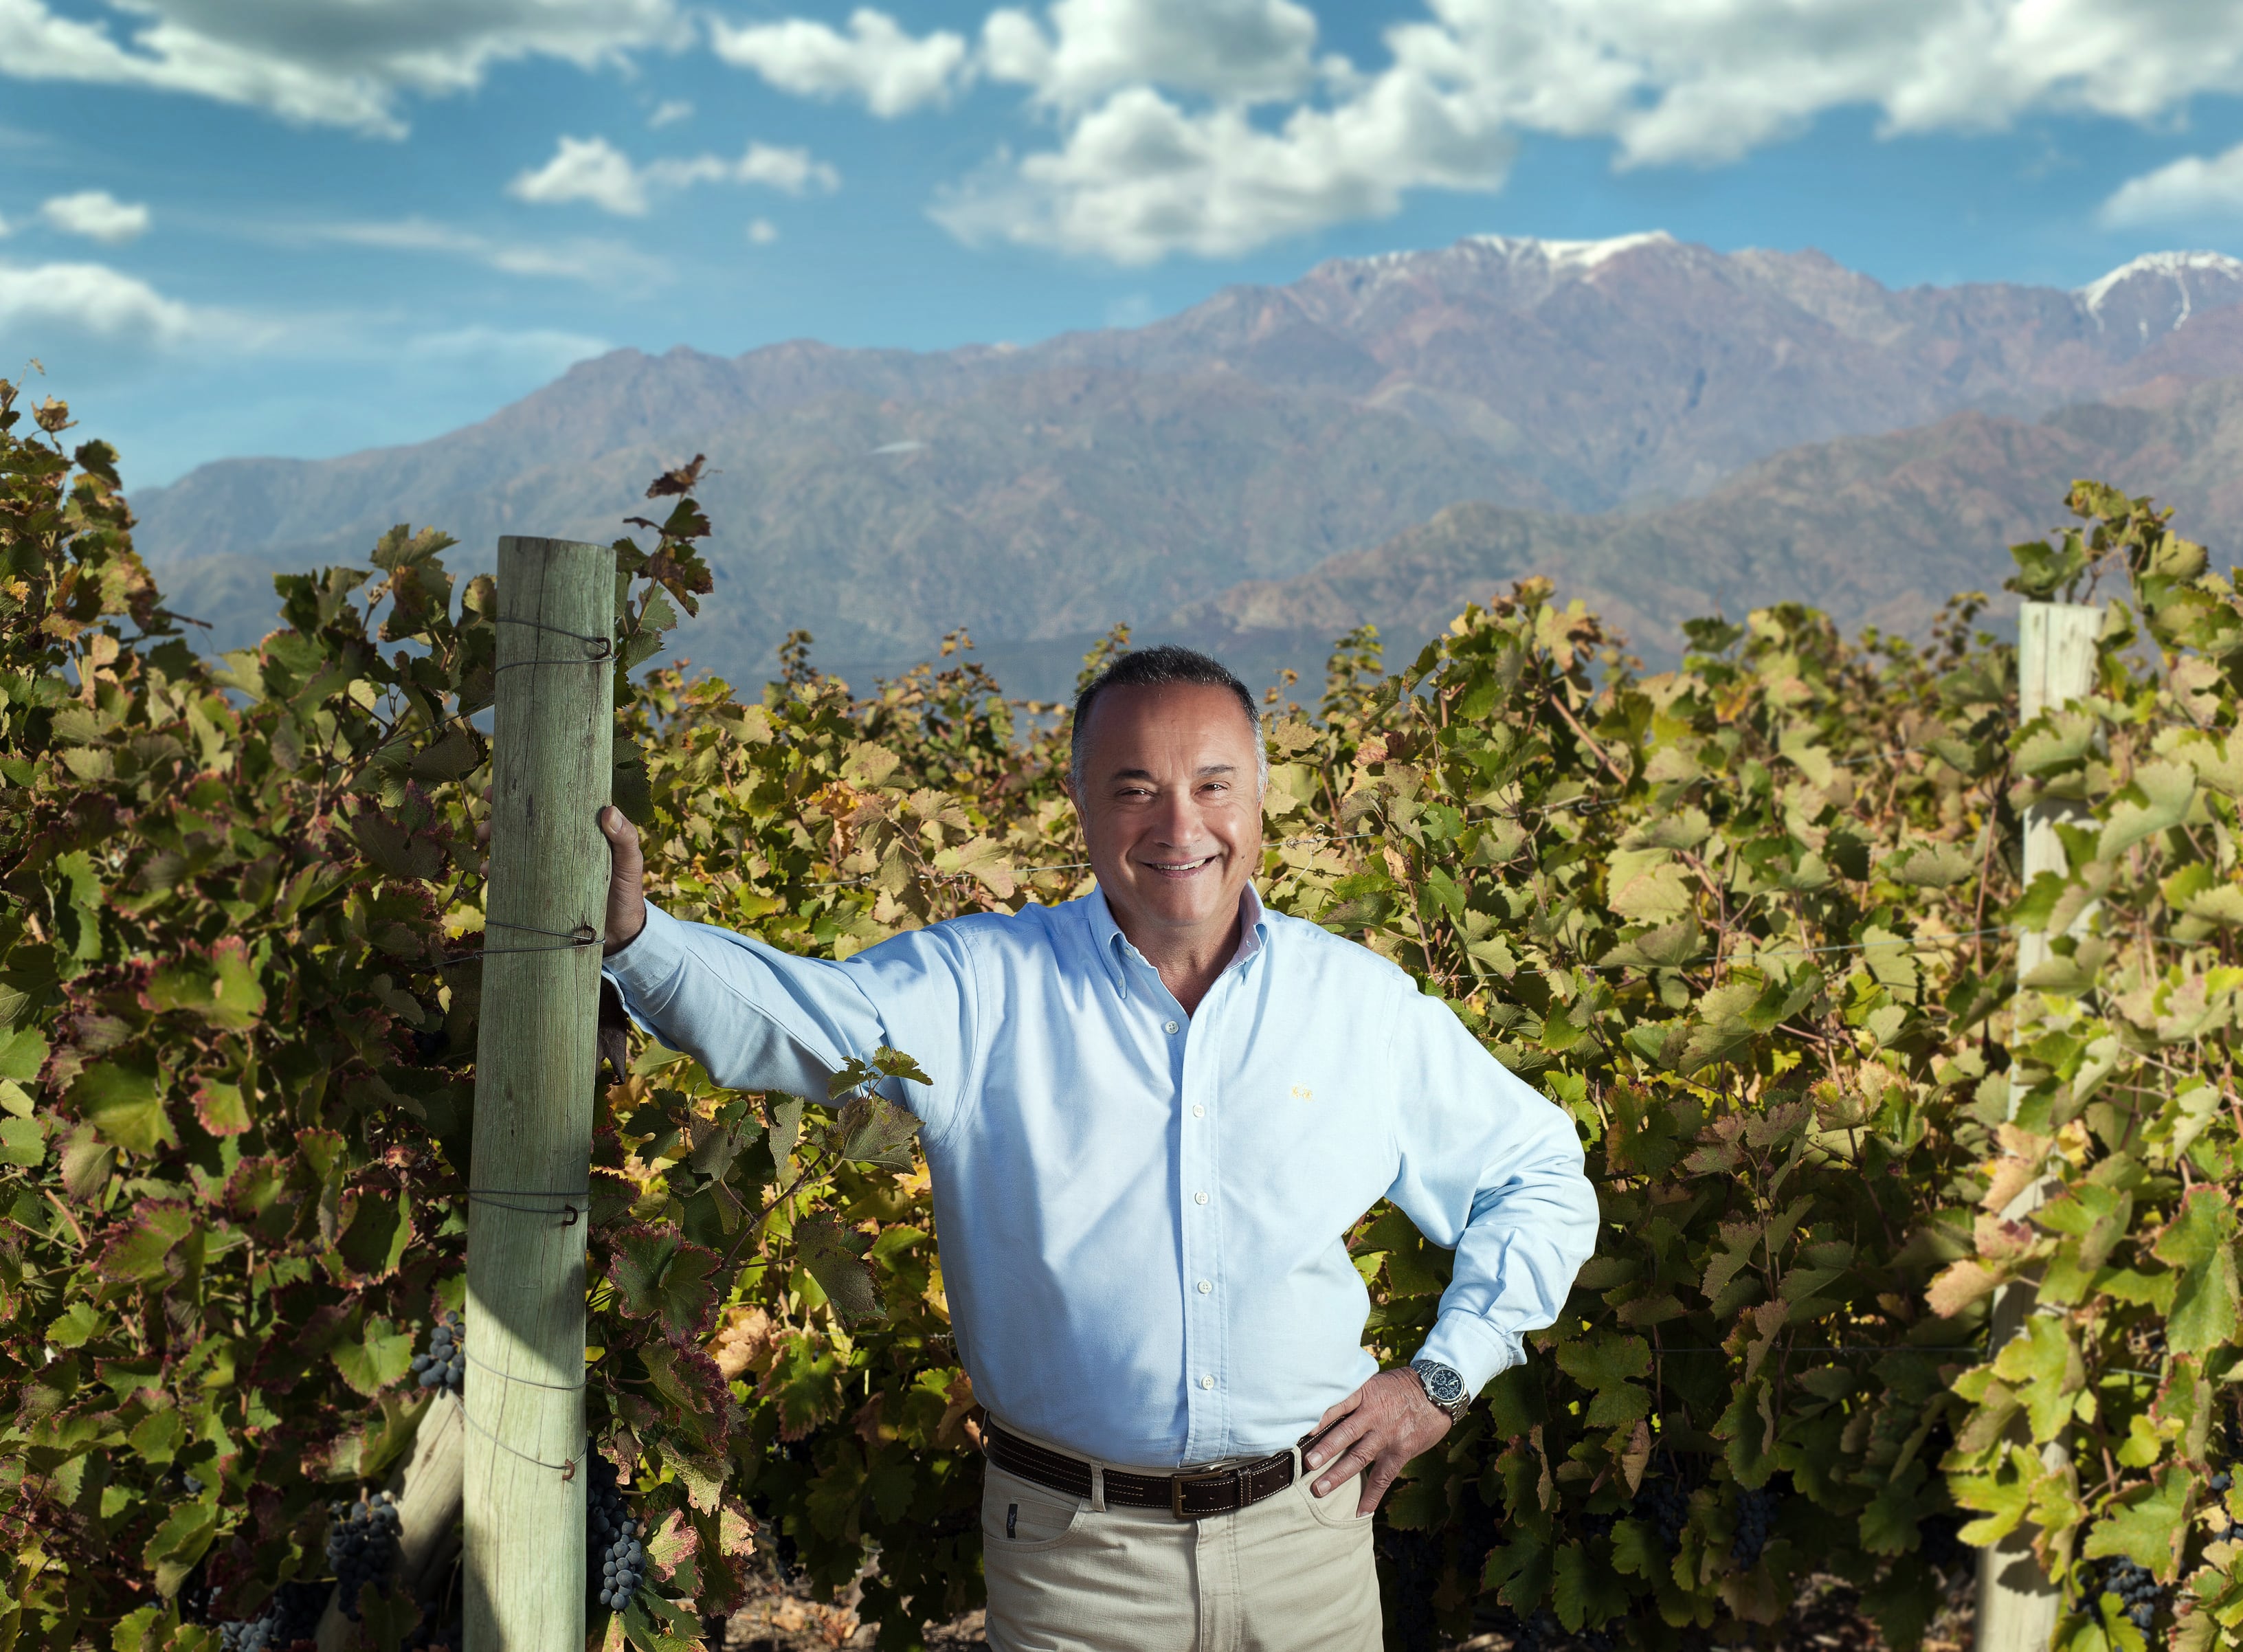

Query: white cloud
507;135;838;216
648;98;692;128
731;144;836;194
982;0;1321;107
509;135;650;214
0;0;687;137
41;189;152;245
0;258;197;342
1376;0;2243;170
716;0;2243;263
936;72;1510;263
317;217;666;284
709;7;972;116
747;217;780;244
2102;142;2243;227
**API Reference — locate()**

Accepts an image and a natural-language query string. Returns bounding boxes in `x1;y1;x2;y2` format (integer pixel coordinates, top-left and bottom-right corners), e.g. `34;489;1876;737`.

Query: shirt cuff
1418;1311;1522;1400
599;900;687;999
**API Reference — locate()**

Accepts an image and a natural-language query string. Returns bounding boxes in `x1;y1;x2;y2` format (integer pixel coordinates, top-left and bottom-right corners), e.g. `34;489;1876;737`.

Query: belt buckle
1170;1466;1238;1521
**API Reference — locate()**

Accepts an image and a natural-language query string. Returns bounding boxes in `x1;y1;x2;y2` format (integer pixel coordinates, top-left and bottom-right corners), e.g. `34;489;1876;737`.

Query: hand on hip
1303;1367;1452;1518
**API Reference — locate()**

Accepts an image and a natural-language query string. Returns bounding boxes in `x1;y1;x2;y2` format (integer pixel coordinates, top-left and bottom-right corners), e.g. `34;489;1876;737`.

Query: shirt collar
1086;882;1268;1000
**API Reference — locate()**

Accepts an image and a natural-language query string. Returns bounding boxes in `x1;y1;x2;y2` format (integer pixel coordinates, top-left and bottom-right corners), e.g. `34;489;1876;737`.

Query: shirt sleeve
1380;976;1600;1397
597;901;977;1140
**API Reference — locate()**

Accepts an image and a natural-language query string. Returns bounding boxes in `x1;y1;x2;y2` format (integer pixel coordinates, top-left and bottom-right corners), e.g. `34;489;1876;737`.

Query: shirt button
1163;1019;1180;1034
1201;1376;1215;1390
1196;1280;1212;1294
1194;1192;1209;1205
1192;1104;1205;1118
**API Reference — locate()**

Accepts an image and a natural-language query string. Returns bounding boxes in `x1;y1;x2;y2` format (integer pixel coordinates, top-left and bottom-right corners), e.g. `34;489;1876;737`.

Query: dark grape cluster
1730;1485;1780;1569
327;1491;403;1620
1633;1478;1691;1552
2209;1469;2238;1541
216;1582;324;1652
588;1454;647;1615
412;1310;465;1396
2101;1557;2166;1634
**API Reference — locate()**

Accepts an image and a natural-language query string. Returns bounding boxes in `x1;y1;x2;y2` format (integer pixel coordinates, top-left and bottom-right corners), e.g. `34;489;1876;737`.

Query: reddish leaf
606;1224;719;1338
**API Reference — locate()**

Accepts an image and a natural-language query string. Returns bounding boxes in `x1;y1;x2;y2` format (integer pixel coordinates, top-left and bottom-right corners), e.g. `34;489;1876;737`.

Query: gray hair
1069;643;1267;796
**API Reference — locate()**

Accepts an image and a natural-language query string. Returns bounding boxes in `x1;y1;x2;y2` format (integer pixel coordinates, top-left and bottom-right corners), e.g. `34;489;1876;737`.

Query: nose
1145;785;1201;847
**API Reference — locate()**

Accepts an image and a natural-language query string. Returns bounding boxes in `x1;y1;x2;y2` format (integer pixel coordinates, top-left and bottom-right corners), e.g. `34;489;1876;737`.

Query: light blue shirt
601;884;1597;1470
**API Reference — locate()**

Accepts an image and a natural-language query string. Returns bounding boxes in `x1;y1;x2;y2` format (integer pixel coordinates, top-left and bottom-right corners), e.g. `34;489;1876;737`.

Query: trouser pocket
983;1463;1084;1553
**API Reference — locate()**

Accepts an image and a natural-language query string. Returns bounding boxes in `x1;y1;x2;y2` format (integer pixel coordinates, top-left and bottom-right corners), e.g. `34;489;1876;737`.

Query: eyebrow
1106;763;1240;781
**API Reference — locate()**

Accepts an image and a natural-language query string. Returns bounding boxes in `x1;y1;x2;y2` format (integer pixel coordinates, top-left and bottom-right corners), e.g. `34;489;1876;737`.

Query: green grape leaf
70;1058;172;1155
2151;1187;2240;1355
796;1216;883;1326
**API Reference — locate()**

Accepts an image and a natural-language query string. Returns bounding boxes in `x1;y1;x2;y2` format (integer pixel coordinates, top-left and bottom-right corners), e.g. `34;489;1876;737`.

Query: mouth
1139;853;1219;879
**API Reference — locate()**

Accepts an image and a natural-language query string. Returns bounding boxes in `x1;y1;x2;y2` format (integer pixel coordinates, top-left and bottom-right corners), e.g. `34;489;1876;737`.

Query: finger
599;804;640;853
1304;1407;1370;1473
1357;1457;1401;1518
1310;1428;1383;1497
600;806;644;882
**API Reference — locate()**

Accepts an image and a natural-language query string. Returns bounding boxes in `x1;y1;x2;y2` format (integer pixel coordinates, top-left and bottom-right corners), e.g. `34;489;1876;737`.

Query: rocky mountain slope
1178;374;2243;673
133;236;2243;691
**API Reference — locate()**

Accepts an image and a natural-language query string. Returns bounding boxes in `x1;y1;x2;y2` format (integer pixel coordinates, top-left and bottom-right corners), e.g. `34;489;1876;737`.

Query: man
596;644;1597;1651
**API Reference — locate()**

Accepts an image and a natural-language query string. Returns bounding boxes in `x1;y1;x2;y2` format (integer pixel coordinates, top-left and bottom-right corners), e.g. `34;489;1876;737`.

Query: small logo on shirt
1291;1084;1314;1103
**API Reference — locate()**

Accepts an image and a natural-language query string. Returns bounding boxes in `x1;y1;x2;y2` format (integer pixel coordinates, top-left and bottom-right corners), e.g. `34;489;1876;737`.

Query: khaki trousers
979;1428;1382;1652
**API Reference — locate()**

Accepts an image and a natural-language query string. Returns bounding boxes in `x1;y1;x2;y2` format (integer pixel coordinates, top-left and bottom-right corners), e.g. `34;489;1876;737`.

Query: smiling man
596;644;1596;1651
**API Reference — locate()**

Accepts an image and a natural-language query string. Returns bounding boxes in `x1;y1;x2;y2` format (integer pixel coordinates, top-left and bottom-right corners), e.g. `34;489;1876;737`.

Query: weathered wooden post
1975;599;2099;1652
464;535;616;1651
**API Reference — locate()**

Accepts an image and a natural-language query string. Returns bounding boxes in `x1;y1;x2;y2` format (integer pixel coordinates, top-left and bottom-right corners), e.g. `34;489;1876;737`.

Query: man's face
1071;682;1263;944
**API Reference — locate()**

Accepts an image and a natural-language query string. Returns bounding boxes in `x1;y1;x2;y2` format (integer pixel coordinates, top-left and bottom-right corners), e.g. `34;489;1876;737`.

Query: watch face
1416;1361;1466;1409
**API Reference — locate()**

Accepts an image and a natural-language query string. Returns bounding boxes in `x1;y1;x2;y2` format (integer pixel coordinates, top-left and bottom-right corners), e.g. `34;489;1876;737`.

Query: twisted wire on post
491;615;614;673
460;1405;581;1480
436;920;601;969
463;1186;590;1225
465;1348;587;1392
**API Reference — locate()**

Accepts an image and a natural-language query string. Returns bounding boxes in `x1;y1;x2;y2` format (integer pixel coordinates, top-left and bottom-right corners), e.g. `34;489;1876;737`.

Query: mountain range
133;234;2243;693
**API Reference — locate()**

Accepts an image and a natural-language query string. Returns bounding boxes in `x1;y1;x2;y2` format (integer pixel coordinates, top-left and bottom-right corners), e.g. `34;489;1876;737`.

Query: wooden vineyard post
464;535;616;1651
1975;600;2100;1652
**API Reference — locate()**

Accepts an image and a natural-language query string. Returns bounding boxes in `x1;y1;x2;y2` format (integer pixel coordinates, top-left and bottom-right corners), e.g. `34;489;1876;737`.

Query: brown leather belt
983;1420;1299;1519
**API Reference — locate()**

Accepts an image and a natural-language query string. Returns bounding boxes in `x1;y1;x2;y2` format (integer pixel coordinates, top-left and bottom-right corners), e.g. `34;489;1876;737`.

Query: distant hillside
1175;375;2243;673
133;235;2243;693
137;366;1552;686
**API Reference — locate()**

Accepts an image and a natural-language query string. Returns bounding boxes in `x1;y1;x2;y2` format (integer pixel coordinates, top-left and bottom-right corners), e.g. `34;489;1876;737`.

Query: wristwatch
1409;1357;1470;1423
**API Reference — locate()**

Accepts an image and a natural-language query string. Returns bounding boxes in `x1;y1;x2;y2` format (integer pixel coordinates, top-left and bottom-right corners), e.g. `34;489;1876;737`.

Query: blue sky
8;0;2243;489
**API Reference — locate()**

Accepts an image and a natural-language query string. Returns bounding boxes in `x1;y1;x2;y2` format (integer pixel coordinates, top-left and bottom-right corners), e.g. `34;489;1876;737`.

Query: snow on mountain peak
2077;250;2243;317
1463;230;1678;272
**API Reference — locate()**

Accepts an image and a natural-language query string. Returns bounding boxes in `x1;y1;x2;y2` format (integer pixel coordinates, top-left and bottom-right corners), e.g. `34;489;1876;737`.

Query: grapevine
6;374;2243;1652
213;1583;324;1652
412;1309;466;1396
588;1455;647;1616
326;1492;403;1620
1730;1483;1781;1570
